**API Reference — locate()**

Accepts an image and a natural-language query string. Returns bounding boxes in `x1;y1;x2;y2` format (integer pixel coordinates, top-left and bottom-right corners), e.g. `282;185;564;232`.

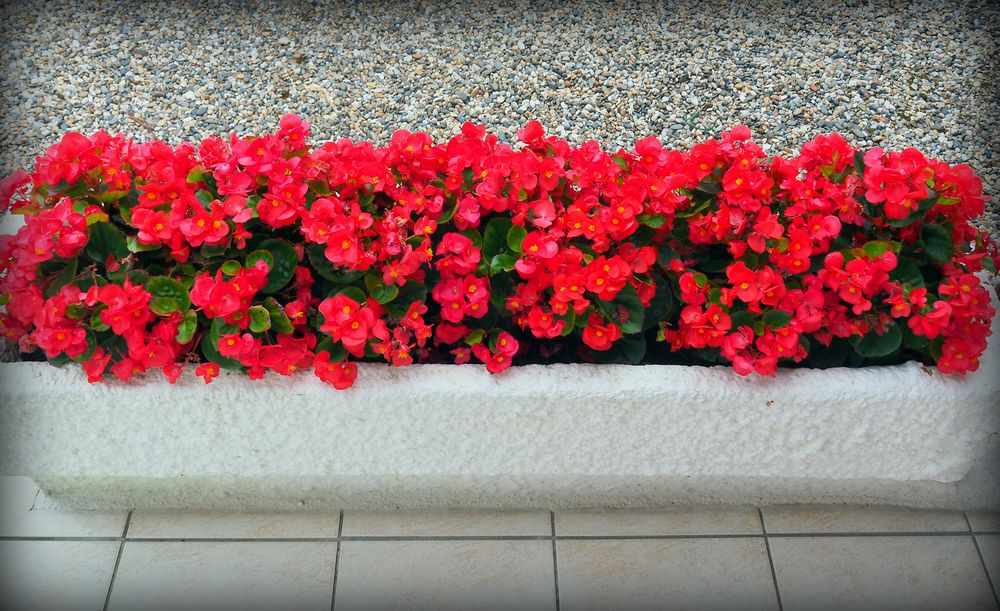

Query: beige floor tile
556;506;761;536
0;477;39;532
128;510;341;539
334;540;555;610
556;538;778;611
762;505;967;534
2;509;128;538
342;509;551;537
968;512;1000;533
0;540;120;611
770;536;994;610
975;535;1000;589
107;541;337;611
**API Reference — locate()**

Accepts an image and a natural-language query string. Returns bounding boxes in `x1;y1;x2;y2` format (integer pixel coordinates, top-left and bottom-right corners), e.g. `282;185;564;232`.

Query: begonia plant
0;116;996;389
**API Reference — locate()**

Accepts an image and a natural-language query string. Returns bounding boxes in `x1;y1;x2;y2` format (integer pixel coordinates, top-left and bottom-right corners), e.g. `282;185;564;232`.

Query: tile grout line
102;510;133;611
330;510;344;611
550;511;561;611
965;512;1000;609
758;508;784;611
755;531;979;539
1;531;991;543
1;536;125;542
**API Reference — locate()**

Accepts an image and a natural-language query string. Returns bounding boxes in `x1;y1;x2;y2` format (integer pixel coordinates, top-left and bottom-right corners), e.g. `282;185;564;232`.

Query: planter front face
2;317;999;509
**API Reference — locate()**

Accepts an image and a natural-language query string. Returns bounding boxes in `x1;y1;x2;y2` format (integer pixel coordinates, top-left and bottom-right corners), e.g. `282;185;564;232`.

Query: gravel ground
0;0;997;237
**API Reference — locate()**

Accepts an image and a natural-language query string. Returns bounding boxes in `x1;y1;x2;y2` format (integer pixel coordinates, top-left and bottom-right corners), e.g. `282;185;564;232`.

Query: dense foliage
0;116;996;388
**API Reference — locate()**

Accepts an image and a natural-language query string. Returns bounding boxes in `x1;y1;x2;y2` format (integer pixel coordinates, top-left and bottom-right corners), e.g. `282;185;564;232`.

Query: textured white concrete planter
2;285;999;510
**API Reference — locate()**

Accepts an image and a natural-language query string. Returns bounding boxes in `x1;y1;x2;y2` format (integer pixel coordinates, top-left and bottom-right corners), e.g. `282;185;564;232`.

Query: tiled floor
0;482;998;610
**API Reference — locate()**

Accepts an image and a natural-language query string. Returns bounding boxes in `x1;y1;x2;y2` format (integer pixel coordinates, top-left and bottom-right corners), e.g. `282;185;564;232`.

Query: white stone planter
2;284;999;510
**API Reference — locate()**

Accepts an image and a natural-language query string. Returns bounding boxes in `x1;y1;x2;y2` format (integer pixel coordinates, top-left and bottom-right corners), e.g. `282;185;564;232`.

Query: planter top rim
2;356;997;400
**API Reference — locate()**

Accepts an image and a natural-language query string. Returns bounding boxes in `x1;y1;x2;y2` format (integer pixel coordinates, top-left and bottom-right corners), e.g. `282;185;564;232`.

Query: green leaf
806;337;852;368
175;310;198;344
263;297;294;334
695;347;721;364
762;309;793;329
489;253;517;275
126;235;160;253
200;244;229;259
116;193;139;225
482;217;514;258
315;337;347;363
85;222;129;263
200;320;242;371
852;322;902;358
213;319;241;336
70;329;98;363
730;310;755;329
852;150;866;174
249;239;297;293
126;270;149;285
150;296;179;316
507;225;528;254
307;180;332;196
558;308;577;336
860;240;900;258
594;333;647;365
439;197;459;224
461;167;476;190
248;305;271;333
676;199;712;219
335;286;367;303
358;189;375;209
146;276;191;312
921;224;953;262
642;278;675;331
55;179;91;198
487;272;513;313
600;283;645;334
305;244;363;283
90;312;110;331
47;352;72;367
42;257;79;298
221;260;242;276
464;328;485;345
891;257;925;288
639;214;667;228
186;166;208;183
901;324;931;351
94;190;129;203
371;283;399;304
195;190;214;208
459;227;483;250
694;176;721;195
397;281;427;306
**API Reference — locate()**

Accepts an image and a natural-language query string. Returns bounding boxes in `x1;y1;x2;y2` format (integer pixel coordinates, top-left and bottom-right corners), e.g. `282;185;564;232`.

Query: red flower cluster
1;116;996;389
